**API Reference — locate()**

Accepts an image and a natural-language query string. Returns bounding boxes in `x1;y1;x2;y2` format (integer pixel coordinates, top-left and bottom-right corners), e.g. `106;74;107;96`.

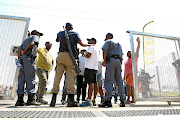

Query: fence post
129;32;139;100
155;66;161;93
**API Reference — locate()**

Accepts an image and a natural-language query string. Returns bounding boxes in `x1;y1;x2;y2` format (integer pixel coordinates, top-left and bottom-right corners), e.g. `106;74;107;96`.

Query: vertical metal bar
177;40;180;91
143;36;145;69
174;40;180;59
178;40;180;51
22;18;30;42
129;32;139;100
155;66;161;93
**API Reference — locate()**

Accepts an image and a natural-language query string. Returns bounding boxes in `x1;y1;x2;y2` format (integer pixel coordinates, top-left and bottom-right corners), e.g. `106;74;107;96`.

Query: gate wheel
167;101;171;105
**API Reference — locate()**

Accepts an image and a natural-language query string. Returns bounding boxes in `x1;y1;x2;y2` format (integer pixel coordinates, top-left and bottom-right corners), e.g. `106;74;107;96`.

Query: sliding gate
127;30;180;104
0;15;30;99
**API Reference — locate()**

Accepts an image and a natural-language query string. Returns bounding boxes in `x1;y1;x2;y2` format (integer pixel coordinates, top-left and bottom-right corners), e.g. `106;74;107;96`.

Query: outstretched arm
78;41;90;47
135;37;140;57
150;75;155;79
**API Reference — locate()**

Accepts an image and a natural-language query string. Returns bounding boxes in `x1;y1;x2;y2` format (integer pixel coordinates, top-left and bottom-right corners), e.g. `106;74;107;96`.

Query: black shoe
61;100;66;105
98;100;112;107
50;93;57;107
92;100;96;106
26;93;41;106
67;94;78;107
120;100;125;107
15;94;26;106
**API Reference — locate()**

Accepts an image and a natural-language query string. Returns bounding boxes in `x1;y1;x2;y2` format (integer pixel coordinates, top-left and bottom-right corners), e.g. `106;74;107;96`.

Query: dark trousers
17;55;36;94
104;58;125;101
76;75;87;101
61;73;67;101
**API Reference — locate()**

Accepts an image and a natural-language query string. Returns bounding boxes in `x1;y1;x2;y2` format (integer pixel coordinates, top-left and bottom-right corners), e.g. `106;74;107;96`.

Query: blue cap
105;33;113;41
65;22;73;29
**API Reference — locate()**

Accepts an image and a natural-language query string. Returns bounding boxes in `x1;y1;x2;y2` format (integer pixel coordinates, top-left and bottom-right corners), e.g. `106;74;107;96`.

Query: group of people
15;22;141;108
15;29;54;106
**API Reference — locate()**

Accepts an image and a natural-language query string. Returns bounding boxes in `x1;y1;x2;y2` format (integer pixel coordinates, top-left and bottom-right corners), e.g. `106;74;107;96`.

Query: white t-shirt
85;45;98;70
79;56;86;75
97;61;103;74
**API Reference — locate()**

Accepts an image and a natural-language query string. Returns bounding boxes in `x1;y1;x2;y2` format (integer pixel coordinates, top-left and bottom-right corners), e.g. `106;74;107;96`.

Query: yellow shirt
36;47;54;71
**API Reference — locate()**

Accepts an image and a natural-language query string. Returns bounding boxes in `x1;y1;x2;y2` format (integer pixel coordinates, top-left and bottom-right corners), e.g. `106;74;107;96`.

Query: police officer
50;23;89;107
15;30;43;106
98;33;125;107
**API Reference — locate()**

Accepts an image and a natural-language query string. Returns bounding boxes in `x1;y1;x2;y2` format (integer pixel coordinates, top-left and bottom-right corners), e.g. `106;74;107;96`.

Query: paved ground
0;94;180;120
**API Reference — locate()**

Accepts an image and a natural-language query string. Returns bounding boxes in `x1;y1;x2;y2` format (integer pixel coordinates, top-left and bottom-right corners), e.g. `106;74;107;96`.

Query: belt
59;50;69;52
110;54;121;59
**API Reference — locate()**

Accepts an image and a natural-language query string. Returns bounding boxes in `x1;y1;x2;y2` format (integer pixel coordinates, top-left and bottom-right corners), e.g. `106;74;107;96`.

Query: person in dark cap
50;22;90;107
98;33;125;107
15;30;43;106
80;38;99;107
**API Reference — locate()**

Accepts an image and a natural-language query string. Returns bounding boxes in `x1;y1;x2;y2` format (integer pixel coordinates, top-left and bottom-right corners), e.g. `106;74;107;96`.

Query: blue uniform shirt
102;39;123;57
56;30;81;53
20;35;39;56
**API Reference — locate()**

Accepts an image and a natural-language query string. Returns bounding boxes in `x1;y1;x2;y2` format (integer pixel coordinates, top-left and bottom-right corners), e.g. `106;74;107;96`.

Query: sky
1;0;180;90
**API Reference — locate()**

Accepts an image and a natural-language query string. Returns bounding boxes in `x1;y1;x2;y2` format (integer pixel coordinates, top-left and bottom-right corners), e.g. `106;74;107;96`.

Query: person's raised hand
136;37;140;43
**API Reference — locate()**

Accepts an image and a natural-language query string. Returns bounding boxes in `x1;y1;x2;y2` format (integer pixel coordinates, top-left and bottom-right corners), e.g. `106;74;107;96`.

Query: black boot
67;94;78;107
98;100;112;107
15;94;25;106
50;93;57;107
26;93;41;106
120;100;125;107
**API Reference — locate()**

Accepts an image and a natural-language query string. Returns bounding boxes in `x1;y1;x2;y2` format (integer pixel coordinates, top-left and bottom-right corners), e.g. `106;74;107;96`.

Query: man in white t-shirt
80;38;98;107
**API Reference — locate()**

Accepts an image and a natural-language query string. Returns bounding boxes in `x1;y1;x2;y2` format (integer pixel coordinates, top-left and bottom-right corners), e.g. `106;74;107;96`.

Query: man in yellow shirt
36;42;54;104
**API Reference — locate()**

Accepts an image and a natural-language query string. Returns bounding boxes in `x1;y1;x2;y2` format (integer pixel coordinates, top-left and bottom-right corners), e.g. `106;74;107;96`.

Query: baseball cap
105;33;113;41
31;30;43;36
65;22;73;29
45;41;52;45
87;38;97;44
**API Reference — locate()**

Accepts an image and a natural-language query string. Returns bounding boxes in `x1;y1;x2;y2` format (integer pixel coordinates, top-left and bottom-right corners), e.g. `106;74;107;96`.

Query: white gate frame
0;15;30;99
127;30;180;103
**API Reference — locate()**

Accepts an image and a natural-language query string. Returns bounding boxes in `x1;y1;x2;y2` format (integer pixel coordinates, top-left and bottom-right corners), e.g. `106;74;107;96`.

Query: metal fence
0;15;30;99
127;30;180;103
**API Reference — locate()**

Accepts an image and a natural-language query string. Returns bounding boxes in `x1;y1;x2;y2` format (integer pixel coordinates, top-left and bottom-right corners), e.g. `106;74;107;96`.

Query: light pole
142;20;154;69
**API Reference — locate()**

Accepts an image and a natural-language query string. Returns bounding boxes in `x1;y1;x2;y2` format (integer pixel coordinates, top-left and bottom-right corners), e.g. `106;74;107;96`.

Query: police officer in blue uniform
15;30;43;106
98;33;125;107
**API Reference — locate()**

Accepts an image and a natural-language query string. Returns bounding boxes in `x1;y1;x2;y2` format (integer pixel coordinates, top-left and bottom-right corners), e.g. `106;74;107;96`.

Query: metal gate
127;30;180;104
0;15;30;99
